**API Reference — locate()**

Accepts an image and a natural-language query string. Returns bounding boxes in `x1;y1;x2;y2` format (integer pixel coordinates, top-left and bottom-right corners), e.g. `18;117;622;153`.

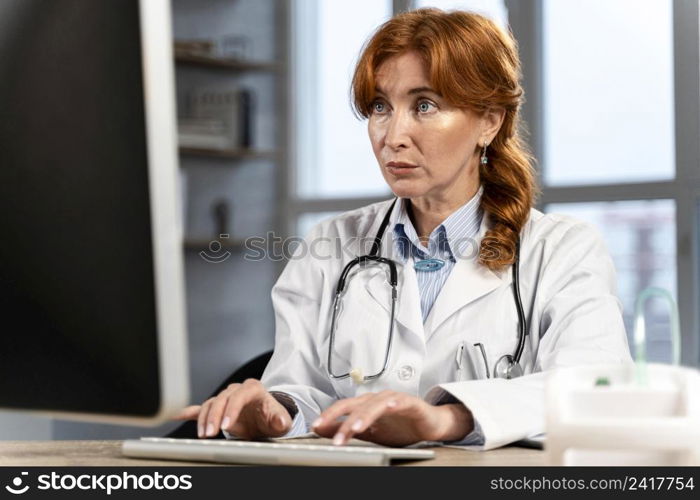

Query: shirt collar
390;185;484;262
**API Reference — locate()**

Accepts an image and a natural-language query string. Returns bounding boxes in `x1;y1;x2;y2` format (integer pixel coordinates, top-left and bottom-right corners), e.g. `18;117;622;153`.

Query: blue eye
372;100;386;113
417;100;435;113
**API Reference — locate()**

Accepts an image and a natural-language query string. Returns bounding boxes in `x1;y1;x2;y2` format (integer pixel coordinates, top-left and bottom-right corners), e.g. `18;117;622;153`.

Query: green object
594;377;611;387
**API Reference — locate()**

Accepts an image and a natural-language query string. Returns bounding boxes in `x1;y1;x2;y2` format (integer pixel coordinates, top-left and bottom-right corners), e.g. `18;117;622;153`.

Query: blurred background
2;0;698;439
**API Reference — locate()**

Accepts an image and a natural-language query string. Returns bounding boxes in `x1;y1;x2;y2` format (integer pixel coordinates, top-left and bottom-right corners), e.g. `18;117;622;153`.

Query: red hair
352;8;539;271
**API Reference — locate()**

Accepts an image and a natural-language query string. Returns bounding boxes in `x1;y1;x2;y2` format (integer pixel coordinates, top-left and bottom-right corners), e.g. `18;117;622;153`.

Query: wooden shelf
175;51;280;72
179;147;277;160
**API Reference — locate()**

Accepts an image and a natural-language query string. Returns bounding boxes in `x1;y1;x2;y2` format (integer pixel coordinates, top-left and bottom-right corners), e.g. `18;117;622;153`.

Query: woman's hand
173;379;292;439
311;390;474;447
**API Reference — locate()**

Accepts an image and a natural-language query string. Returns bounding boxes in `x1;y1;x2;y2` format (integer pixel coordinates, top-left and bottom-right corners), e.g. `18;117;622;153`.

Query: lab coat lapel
424;212;504;339
365;260;425;342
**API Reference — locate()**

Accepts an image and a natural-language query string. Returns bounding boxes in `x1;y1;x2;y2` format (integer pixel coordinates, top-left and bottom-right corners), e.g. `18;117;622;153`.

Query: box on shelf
185;87;254;150
178;118;232;150
174;35;251;60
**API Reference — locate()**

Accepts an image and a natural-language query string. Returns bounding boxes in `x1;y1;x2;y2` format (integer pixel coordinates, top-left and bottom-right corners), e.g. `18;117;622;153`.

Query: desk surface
0;439;545;466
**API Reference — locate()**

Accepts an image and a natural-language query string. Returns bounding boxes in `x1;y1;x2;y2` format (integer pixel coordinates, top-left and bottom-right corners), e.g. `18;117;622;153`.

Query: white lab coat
261;199;632;450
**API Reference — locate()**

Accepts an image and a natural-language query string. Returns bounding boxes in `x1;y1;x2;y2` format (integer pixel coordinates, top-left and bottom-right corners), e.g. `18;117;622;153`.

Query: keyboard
122;437;436;466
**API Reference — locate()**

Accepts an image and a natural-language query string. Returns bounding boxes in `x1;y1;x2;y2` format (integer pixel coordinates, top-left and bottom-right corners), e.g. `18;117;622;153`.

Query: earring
480;141;489;165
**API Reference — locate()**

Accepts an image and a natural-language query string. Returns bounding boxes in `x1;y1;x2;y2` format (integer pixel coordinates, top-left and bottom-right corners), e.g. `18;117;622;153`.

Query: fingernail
387;400;398;408
221;416;230;430
351;419;363;432
333;432;345;446
312;418;322;428
206;423;215;437
197;425;203;438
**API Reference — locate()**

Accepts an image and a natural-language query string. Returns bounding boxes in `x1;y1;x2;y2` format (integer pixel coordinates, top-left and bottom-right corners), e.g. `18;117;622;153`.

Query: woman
176;8;630;450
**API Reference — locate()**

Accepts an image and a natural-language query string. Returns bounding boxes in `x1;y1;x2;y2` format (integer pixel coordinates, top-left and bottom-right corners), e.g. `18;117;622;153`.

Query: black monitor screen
0;0;161;416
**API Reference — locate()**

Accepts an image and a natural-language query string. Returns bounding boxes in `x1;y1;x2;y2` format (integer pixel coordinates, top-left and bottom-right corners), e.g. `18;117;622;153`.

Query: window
546;200;677;362
543;0;675;186
533;0;700;365
293;0;392;200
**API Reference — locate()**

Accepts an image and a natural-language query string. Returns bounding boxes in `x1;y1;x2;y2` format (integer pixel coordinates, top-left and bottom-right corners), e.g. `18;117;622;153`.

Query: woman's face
368;51;500;204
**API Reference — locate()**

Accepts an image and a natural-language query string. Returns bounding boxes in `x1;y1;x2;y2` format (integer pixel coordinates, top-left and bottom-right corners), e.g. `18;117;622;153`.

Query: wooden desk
0;439;545;466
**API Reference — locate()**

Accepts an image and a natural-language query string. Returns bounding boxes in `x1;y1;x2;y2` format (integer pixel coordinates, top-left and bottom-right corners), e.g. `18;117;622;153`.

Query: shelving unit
170;0;290;394
173;0;289;250
173;0;290;348
175;49;278;162
179;146;276;160
175;50;280;72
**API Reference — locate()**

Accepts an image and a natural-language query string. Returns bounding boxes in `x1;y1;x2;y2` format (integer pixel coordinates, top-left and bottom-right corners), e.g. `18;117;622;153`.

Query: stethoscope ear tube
336;255;398;295
359;256;398;286
511;238;528;366
328;199;399;382
368;198;398;258
335;199;399;295
336;257;361;294
475;237;528;379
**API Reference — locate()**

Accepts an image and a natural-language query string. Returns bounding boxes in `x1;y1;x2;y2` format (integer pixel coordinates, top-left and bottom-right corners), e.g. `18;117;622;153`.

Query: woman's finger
312;393;373;433
172;405;201;421
310;419;342;439
221;384;289;439
330;391;402;445
221;388;291;439
252;393;292;437
215;379;267;436
197;398;215;438
202;384;241;437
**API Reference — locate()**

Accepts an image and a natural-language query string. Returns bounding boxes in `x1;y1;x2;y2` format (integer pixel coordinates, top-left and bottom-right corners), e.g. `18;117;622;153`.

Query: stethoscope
327;198;528;384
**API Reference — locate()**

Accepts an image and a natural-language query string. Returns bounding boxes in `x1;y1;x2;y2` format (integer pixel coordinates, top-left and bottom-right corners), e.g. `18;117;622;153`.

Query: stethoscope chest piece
349;368;365;385
494;354;524;379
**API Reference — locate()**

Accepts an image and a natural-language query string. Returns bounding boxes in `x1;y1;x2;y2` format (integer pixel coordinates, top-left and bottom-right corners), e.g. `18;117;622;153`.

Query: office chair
166;350;273;439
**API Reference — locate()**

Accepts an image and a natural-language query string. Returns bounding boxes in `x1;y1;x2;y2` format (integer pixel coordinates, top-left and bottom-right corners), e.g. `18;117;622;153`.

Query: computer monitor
0;0;189;425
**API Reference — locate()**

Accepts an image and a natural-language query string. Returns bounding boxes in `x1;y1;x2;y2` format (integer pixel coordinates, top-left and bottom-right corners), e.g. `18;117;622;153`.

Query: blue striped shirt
390;186;484;322
389;186;486;446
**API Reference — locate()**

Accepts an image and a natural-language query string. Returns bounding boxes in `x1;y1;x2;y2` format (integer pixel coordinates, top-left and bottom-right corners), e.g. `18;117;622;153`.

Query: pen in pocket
455;342;465;380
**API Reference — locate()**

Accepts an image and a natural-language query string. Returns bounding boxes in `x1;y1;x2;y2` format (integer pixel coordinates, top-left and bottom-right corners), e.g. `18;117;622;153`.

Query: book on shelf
174;39;215;57
175;35;251;61
178;118;232;149
178;87;254;150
